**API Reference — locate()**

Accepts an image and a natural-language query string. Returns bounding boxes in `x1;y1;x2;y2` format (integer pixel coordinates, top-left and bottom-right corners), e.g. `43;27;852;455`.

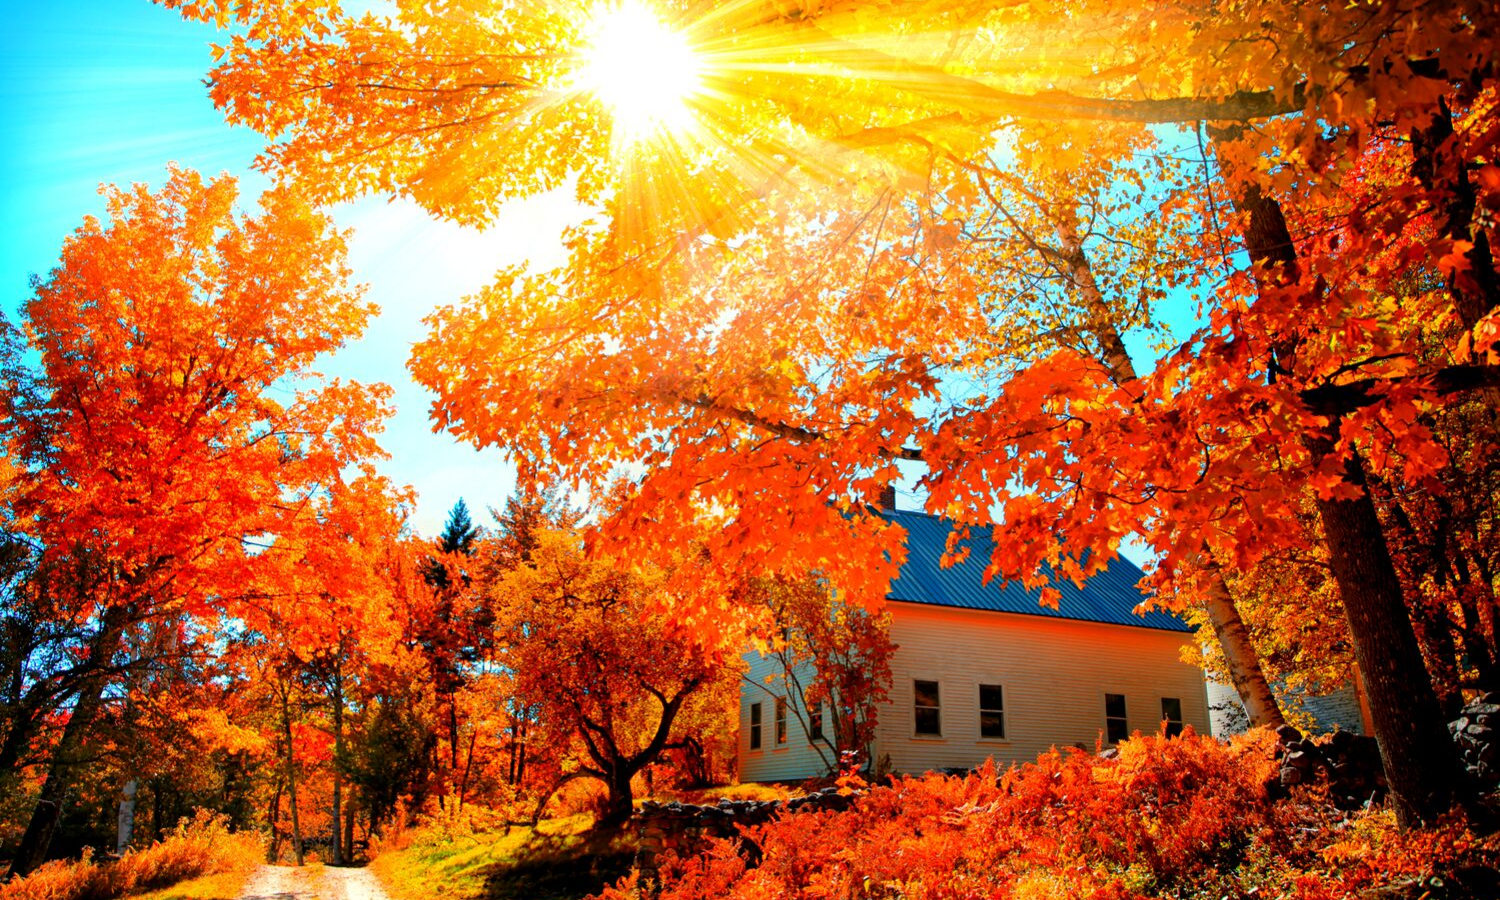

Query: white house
739;508;1211;782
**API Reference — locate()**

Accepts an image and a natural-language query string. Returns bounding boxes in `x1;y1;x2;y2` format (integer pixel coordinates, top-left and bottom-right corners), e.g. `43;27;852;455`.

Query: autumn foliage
609;730;1495;900
9;0;1500;891
150;0;1500;827
0;811;261;900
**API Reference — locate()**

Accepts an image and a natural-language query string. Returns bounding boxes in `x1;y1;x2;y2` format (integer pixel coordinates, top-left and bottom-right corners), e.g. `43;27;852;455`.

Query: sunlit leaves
1;166;388;619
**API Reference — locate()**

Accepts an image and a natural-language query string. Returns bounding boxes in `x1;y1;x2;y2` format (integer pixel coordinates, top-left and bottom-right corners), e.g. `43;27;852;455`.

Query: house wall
739;648;839;783
872;602;1210;775
739;601;1210;782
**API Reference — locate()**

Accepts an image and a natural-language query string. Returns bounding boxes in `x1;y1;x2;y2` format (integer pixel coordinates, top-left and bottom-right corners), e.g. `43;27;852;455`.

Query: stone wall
1272;724;1387;810
1450;694;1500;791
634;789;857;886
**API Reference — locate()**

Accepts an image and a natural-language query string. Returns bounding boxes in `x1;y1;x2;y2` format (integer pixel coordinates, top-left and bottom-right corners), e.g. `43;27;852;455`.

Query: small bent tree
491;529;733;827
748;576;895;777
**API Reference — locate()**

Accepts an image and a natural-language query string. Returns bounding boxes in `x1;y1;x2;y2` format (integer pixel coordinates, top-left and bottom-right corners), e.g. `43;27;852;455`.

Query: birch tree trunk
116;779;138;855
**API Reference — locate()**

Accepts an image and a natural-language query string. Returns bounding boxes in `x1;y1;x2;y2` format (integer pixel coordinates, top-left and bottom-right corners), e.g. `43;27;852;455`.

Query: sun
577;1;702;141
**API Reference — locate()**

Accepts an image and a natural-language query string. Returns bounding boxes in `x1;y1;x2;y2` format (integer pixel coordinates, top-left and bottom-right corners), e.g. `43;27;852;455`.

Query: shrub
0;810;263;900
600;729;1499;900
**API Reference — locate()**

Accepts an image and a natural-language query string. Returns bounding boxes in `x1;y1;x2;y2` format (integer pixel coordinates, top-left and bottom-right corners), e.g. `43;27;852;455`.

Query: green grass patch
372;815;637;900
129;869;251;900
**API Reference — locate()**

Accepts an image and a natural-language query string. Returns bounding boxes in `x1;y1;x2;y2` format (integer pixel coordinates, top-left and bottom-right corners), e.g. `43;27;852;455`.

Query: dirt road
239;864;395;900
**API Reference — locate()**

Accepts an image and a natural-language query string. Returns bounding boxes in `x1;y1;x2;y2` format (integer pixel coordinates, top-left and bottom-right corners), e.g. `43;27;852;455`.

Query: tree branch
1300;365;1500;417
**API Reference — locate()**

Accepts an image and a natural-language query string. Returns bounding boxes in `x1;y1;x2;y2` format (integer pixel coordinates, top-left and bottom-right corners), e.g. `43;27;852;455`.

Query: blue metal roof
883;509;1191;633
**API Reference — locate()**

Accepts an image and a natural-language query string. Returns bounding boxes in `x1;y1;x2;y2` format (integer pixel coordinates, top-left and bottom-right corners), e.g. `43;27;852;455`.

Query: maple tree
160;0;1500;827
0;166;387;875
490;527;740;826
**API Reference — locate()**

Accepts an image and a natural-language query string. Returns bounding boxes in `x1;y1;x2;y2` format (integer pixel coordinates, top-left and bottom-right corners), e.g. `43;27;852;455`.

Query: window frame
749;701;763;751
775;696;788;745
1104;692;1128;744
1160;696;1184;738
978;683;1006;740
806;690;824;743
913;679;942;737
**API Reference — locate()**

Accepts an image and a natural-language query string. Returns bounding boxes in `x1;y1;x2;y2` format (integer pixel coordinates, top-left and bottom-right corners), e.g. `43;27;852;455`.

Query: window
1105;693;1128;744
749;702;762;750
775;697;788;745
914;680;941;736
806;691;824;742
979;684;1005;739
1161;697;1184;738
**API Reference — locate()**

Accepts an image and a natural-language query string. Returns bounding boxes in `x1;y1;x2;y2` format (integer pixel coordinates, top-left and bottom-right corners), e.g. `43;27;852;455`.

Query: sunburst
576;1;703;144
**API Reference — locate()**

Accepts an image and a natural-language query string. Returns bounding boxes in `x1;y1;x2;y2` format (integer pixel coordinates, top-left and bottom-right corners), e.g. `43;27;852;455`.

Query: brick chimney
877;484;897;510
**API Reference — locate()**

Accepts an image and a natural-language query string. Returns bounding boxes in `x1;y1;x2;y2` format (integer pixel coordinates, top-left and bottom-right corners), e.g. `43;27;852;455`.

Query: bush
601;729;1499;900
1;810;263;900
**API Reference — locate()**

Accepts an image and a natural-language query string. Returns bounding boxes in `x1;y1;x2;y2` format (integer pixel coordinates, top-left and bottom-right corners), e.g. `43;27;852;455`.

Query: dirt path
239;864;395;900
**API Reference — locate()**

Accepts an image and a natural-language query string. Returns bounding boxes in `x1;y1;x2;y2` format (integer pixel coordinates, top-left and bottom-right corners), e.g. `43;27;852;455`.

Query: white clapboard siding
739;600;1208;782
874;601;1209;775
739;648;840;782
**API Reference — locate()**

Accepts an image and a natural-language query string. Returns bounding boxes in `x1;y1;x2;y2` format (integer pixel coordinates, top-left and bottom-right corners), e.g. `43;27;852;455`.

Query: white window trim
747;700;764;753
977;682;1008;742
912;677;944;740
1103;691;1129;745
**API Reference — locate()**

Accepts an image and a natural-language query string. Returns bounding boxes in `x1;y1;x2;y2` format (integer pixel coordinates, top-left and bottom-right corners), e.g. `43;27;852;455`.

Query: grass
657;783;793;805
0;811;262;900
128;869;252;900
371;814;638;900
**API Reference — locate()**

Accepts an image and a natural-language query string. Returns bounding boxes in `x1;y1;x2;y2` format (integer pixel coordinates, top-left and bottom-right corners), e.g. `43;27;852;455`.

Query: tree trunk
600;769;635;827
344;795;356;863
330;659;344;866
515;717;528;788
507;714;517;785
448;693;460;771
1410;98;1500;332
279;682;304;866
1198;559;1286;728
1218;144;1462;826
458;728;477;813
116;778;137;855
152;780;165;841
1308;443;1460;824
268;778;283;863
9;603;131;879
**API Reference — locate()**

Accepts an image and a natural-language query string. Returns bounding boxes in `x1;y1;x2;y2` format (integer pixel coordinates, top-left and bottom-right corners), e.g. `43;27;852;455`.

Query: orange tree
0;167;387;875
489;528;739;826
163;1;1500;825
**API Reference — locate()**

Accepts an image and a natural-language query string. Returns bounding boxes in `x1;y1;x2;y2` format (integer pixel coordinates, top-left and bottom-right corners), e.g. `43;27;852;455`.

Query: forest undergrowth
0;811;262;900
601;730;1500;900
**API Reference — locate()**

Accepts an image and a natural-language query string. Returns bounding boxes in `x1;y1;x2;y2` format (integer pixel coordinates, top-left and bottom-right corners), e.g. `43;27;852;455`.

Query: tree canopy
144;0;1500;826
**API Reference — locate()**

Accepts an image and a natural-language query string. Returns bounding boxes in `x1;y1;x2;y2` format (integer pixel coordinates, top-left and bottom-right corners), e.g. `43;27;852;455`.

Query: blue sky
2;0;583;538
